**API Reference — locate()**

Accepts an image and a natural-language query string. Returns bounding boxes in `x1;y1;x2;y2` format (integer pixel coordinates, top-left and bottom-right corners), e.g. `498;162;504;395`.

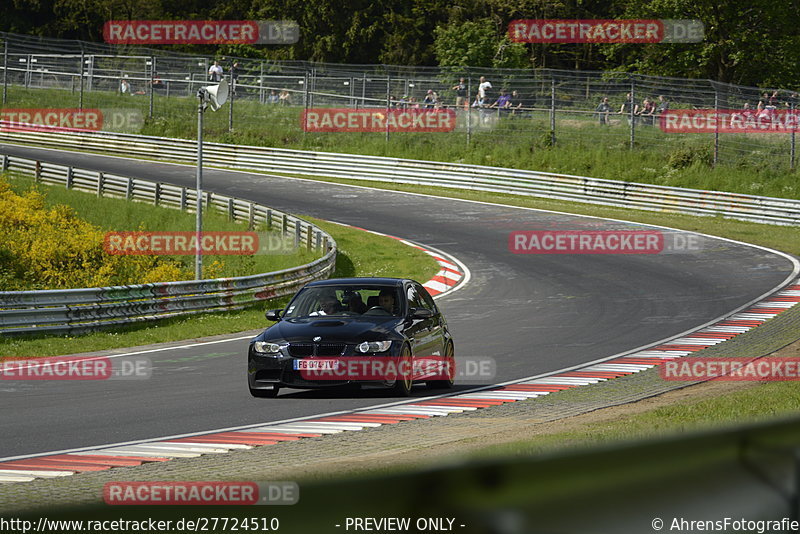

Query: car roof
306;277;409;288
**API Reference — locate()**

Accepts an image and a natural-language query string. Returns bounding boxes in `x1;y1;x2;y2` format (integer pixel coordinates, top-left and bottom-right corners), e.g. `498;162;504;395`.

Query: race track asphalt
1;143;795;458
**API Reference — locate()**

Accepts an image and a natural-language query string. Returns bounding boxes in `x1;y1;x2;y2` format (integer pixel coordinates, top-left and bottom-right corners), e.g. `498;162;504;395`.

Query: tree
433;19;528;69
600;0;800;87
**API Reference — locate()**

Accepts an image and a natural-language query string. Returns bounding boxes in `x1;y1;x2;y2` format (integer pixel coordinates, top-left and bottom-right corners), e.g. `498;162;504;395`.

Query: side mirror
265;309;282;322
410;308;434;319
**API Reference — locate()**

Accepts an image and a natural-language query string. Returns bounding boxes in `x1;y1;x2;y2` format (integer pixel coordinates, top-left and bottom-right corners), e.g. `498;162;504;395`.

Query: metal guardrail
0;154;337;335
1;127;798;226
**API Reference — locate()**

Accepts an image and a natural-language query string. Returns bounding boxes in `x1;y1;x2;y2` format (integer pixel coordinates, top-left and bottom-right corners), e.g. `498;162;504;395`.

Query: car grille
287;343;346;358
288;343;314;357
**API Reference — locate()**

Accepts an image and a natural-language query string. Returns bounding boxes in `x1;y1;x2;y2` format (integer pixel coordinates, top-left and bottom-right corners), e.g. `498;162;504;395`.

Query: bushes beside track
0;176;190;290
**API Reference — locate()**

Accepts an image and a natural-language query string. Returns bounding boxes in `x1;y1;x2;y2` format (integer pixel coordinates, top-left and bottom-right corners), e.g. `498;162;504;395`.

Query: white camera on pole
198;78;229;111
194;77;229;279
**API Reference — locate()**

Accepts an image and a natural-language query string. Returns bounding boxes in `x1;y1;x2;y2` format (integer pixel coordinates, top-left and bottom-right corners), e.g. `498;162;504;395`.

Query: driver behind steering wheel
378;289;397;315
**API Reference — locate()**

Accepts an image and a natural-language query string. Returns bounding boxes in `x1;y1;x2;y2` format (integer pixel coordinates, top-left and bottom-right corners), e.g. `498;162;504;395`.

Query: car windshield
282;285;402;318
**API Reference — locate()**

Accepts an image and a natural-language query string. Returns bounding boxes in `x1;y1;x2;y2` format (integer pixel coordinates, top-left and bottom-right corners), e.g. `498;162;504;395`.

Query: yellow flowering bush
0;179;192;290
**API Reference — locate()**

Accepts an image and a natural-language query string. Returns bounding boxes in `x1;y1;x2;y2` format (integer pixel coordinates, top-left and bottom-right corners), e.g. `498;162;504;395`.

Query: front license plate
293;359;338;371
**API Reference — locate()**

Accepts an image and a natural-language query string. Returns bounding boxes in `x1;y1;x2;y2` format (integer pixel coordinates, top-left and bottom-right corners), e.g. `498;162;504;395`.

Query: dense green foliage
3;1;799;87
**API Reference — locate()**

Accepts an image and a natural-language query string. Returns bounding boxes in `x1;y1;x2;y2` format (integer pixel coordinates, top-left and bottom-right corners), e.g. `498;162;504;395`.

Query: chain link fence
1;31;797;172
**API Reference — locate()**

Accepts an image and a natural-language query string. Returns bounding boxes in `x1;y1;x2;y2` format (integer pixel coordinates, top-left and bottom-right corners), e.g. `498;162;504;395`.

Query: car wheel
249;384;280;398
427;342;455;389
392;345;414;397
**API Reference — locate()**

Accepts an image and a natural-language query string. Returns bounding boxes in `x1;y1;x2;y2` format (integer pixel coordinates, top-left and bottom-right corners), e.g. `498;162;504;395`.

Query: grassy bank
3;172;321;283
0;180;441;357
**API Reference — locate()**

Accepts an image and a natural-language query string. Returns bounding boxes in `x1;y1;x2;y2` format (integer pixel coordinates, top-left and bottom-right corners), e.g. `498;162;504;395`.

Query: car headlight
253;341;283;354
355;341;392;353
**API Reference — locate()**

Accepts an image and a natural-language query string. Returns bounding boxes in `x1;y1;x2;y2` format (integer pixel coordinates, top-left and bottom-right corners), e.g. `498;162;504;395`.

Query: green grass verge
260;172;800;257
474;381;800;460
3;84;799;200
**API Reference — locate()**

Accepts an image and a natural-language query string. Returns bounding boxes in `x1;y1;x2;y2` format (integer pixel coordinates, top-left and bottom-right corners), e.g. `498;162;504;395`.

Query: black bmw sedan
248;277;454;397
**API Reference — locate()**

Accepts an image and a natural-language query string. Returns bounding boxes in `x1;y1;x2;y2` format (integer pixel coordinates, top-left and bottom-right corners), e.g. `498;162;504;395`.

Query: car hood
259;316;401;343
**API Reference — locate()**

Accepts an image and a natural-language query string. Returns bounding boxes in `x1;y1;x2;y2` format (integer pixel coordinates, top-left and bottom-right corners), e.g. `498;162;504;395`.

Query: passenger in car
347;293;367;314
311;294;343;315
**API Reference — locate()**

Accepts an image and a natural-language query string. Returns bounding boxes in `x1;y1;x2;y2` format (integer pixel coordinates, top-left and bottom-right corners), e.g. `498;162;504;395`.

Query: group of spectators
386;76;533;117
388;91;446;110
266;89;292;105
118;76;162;96
596;94;669;126
469;77;531;115
595;90;800;127
741;91;799;120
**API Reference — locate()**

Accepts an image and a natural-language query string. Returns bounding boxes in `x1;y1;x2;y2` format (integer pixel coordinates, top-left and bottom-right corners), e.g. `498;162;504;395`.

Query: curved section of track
0;143;796;459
